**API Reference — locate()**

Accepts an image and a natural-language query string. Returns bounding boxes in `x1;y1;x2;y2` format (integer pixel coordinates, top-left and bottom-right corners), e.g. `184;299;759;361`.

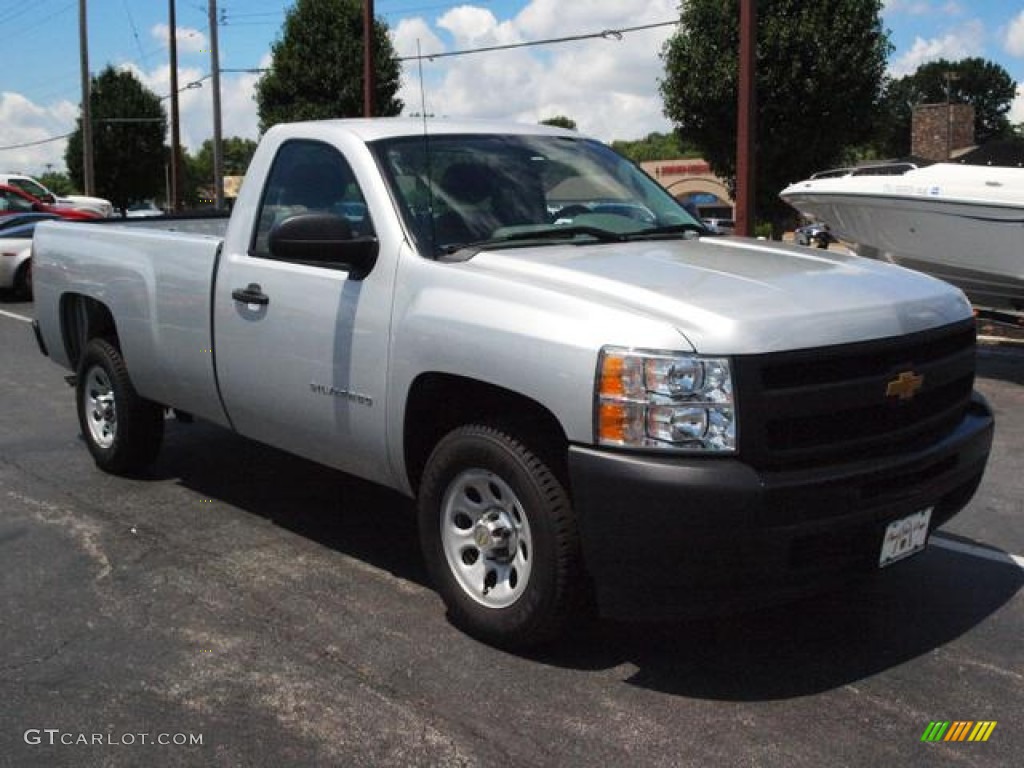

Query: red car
0;184;100;221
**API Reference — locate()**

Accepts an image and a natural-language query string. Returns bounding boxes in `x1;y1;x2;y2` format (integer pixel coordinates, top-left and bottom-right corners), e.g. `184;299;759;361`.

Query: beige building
642;158;734;218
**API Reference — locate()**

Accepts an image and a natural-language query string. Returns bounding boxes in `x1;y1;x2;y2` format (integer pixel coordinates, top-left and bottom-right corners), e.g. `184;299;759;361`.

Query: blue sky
1;0;1022;174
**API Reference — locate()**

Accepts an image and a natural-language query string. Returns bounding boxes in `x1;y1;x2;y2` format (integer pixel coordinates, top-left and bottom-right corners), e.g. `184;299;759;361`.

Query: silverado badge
886;370;924;401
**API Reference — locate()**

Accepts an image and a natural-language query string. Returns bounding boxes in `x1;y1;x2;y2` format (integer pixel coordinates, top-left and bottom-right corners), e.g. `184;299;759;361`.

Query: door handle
232;283;269;306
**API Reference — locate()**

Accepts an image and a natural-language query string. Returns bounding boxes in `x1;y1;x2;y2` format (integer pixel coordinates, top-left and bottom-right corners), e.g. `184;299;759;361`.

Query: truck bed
33;217;231;426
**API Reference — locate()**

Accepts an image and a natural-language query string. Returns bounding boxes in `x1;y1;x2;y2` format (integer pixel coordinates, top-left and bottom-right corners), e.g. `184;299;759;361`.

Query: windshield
372;133;705;257
8;178;52;202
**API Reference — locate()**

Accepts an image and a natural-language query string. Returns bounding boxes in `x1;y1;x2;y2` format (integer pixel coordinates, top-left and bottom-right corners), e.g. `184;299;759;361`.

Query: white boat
780;162;1024;310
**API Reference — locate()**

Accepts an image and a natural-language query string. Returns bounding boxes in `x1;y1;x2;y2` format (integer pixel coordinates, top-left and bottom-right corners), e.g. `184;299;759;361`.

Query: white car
701;217;735;235
0;174;114;218
0;222;33;298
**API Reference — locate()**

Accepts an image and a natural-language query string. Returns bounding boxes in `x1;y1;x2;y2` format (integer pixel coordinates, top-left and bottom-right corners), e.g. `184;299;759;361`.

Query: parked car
125;200;165;218
590;202;657;224
0;173;114;218
0;222;35;298
0;185;100;221
795;222;837;249
547;201;657;225
701;217;735;234
0;211;61;231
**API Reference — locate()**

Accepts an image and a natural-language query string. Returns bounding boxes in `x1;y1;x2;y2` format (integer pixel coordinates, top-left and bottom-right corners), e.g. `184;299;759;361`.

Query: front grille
733;319;977;470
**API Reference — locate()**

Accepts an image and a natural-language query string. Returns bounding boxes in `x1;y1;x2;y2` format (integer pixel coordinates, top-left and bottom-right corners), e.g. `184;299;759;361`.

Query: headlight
596;347;736;452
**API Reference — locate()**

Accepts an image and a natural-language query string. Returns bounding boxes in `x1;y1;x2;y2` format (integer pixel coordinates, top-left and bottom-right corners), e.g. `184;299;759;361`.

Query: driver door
213;139;393;486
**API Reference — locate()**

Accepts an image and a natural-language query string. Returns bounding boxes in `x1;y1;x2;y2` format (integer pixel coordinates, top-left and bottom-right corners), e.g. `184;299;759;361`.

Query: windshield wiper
619;223;710;240
437;223;710;260
438;225;627;257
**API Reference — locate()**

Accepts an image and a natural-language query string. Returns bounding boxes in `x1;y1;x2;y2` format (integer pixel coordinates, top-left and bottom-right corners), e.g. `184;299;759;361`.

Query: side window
1;190;34;212
10;178;49;201
250;140;374;261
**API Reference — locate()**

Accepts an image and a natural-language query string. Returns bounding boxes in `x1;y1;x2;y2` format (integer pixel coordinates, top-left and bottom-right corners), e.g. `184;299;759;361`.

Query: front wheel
417;425;584;648
76;338;164;475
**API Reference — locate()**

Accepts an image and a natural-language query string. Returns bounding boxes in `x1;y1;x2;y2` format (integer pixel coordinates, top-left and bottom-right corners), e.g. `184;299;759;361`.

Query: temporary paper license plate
879;507;932;568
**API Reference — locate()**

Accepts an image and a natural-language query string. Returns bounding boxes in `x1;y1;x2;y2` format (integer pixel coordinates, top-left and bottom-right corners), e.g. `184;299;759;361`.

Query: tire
13;261;31;300
76;338;164;475
417;424;583;648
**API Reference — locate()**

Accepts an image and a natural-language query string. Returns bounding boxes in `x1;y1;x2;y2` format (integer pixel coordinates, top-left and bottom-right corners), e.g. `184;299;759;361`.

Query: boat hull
781;164;1024;311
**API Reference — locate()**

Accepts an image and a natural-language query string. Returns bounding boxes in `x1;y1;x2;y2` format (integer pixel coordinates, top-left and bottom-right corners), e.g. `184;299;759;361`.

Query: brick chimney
911;103;975;161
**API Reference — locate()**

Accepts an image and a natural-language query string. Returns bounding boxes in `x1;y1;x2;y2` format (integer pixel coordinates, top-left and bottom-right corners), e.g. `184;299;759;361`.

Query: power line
0;73;210;153
218;19;680;73
397;20;679;61
0;0;75;42
0;18;680;156
0;132;75;153
122;0;151;68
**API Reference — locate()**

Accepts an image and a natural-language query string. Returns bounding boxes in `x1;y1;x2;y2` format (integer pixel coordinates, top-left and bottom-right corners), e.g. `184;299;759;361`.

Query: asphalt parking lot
1;296;1021;767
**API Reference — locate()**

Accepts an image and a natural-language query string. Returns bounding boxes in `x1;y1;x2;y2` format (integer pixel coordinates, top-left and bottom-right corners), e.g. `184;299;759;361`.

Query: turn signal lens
596;347;736;453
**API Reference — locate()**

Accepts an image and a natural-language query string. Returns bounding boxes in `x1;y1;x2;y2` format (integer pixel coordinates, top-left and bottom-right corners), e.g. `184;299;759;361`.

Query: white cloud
123;59;260;153
883;1;963;15
889;19;985;76
395;0;680;140
4;2;685;175
0;55;261;177
1005;10;1024;57
438;6;520;46
151;23;209;56
392;17;446;59
515;0;666;35
0;92;78;175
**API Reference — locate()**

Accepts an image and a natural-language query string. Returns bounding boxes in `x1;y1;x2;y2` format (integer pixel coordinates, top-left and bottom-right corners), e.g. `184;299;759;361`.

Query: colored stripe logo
921;721;997;742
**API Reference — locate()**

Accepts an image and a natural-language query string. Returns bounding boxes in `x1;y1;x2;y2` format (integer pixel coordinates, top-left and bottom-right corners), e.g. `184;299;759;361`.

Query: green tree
660;0;890;233
66;66;167;214
37;171;76;196
198;136;258;177
256;0;402;132
874;58;1018;158
183;137;259;204
611;132;698;162
540;116;577;130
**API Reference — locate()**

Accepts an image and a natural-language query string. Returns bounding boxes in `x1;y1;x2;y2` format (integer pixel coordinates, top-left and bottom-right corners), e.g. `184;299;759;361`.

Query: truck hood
466;236;972;354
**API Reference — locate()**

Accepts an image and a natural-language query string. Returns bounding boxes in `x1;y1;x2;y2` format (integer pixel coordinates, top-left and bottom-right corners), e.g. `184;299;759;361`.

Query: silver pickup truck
32;118;994;648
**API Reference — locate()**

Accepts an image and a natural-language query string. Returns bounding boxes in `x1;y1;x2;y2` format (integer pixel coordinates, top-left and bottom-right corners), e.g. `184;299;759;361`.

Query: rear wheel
418;424;583;648
76;338;164;474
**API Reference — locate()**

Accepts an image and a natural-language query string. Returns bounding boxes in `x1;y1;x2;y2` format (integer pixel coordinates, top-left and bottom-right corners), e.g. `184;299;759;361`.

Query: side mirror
268;212;379;280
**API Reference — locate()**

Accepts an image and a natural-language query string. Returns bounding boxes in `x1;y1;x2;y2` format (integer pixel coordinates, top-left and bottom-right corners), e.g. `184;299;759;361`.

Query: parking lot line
932;534;1024;570
0;308;32;324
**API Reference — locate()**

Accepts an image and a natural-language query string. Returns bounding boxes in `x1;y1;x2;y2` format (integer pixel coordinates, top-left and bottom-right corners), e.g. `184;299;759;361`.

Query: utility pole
78;0;95;195
209;0;224;209
944;70;960;160
735;0;756;237
363;0;375;117
169;0;182;211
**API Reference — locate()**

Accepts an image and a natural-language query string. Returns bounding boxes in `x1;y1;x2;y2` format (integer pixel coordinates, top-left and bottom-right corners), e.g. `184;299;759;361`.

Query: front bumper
568;392;994;620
